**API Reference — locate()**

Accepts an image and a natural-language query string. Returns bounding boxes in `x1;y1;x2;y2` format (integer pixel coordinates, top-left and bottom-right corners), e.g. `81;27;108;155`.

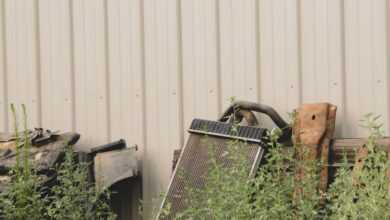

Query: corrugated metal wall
1;0;390;218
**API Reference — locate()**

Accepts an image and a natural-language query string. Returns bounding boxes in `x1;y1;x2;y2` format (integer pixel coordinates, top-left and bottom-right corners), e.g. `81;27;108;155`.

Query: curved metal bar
227;109;259;126
218;100;292;142
218;101;288;128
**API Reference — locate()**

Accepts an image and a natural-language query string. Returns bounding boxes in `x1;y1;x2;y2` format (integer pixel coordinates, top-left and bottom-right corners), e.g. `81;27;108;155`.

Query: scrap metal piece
293;103;337;199
90;139;127;155
219;100;292;143
329;138;390;167
172;149;181;173
31;129;60;147
159;119;267;219
339;138;390;184
94;147;138;190
0;132;80;192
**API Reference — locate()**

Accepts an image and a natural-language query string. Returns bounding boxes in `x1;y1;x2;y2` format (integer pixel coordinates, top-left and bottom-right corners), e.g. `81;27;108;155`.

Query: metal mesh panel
159;119;266;219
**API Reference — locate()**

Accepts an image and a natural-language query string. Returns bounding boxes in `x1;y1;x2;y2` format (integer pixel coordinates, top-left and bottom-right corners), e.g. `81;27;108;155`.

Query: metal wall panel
39;0;74;132
4;0;41;128
181;0;220;138
1;0;390;218
143;0;182;217
106;0;145;155
72;0;109;145
300;0;345;135
0;0;6;131
258;0;300;123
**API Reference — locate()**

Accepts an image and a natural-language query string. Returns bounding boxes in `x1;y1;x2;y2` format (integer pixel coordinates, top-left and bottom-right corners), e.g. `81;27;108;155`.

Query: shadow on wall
110;176;142;220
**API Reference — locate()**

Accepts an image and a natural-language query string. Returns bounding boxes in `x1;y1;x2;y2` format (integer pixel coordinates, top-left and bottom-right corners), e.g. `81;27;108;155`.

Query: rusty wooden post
293;103;337;201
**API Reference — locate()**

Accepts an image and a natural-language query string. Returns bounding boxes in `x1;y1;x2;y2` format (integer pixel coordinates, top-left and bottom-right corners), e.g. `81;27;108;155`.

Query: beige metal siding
1;0;390;217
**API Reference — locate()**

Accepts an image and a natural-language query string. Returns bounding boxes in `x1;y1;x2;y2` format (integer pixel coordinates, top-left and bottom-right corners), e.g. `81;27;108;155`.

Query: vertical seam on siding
296;0;303;105
176;0;184;147
255;0;261;103
385;0;390;134
340;0;347;137
369;1;375;113
35;0;42;127
69;0;76;132
1;0;8;132
215;0;222;115
140;0;147;172
103;0;111;142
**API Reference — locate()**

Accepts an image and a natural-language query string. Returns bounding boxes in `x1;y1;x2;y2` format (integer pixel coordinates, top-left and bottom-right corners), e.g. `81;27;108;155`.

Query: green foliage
0;104;47;220
166;127;323;220
47;147;116;220
326;114;390;220
252;129;322;220
0;105;116;220
164;114;390;220
174;138;256;219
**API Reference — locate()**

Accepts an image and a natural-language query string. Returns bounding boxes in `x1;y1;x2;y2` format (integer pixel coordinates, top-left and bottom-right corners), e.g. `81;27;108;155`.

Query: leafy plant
47;147;116;220
252;128;323;220
162;113;390;220
166;126;323;220
0;104;116;220
327;114;390;220
174;138;256;219
0;104;47;220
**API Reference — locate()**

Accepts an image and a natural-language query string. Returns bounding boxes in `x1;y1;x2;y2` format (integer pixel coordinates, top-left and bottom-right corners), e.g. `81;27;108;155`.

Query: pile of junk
1;101;389;220
158;101;390;219
0;129;140;219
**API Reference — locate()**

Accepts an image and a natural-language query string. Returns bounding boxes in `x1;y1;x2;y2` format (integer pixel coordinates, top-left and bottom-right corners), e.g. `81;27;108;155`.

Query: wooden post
293;103;337;201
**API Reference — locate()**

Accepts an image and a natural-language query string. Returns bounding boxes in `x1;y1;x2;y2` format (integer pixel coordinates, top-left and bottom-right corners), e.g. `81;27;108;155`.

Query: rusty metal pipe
219;101;292;142
219;101;289;129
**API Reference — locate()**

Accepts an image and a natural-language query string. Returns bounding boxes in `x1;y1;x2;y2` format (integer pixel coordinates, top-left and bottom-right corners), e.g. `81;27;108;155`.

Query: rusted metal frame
351;138;390;184
330;138;390;164
172;109;259;173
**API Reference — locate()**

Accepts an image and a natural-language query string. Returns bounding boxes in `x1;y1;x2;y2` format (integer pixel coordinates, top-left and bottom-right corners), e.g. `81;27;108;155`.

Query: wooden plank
219;0;258;109
39;0;73;131
143;0;182;216
181;0;219;133
4;0;40;128
72;0;108;145
106;0;144;156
